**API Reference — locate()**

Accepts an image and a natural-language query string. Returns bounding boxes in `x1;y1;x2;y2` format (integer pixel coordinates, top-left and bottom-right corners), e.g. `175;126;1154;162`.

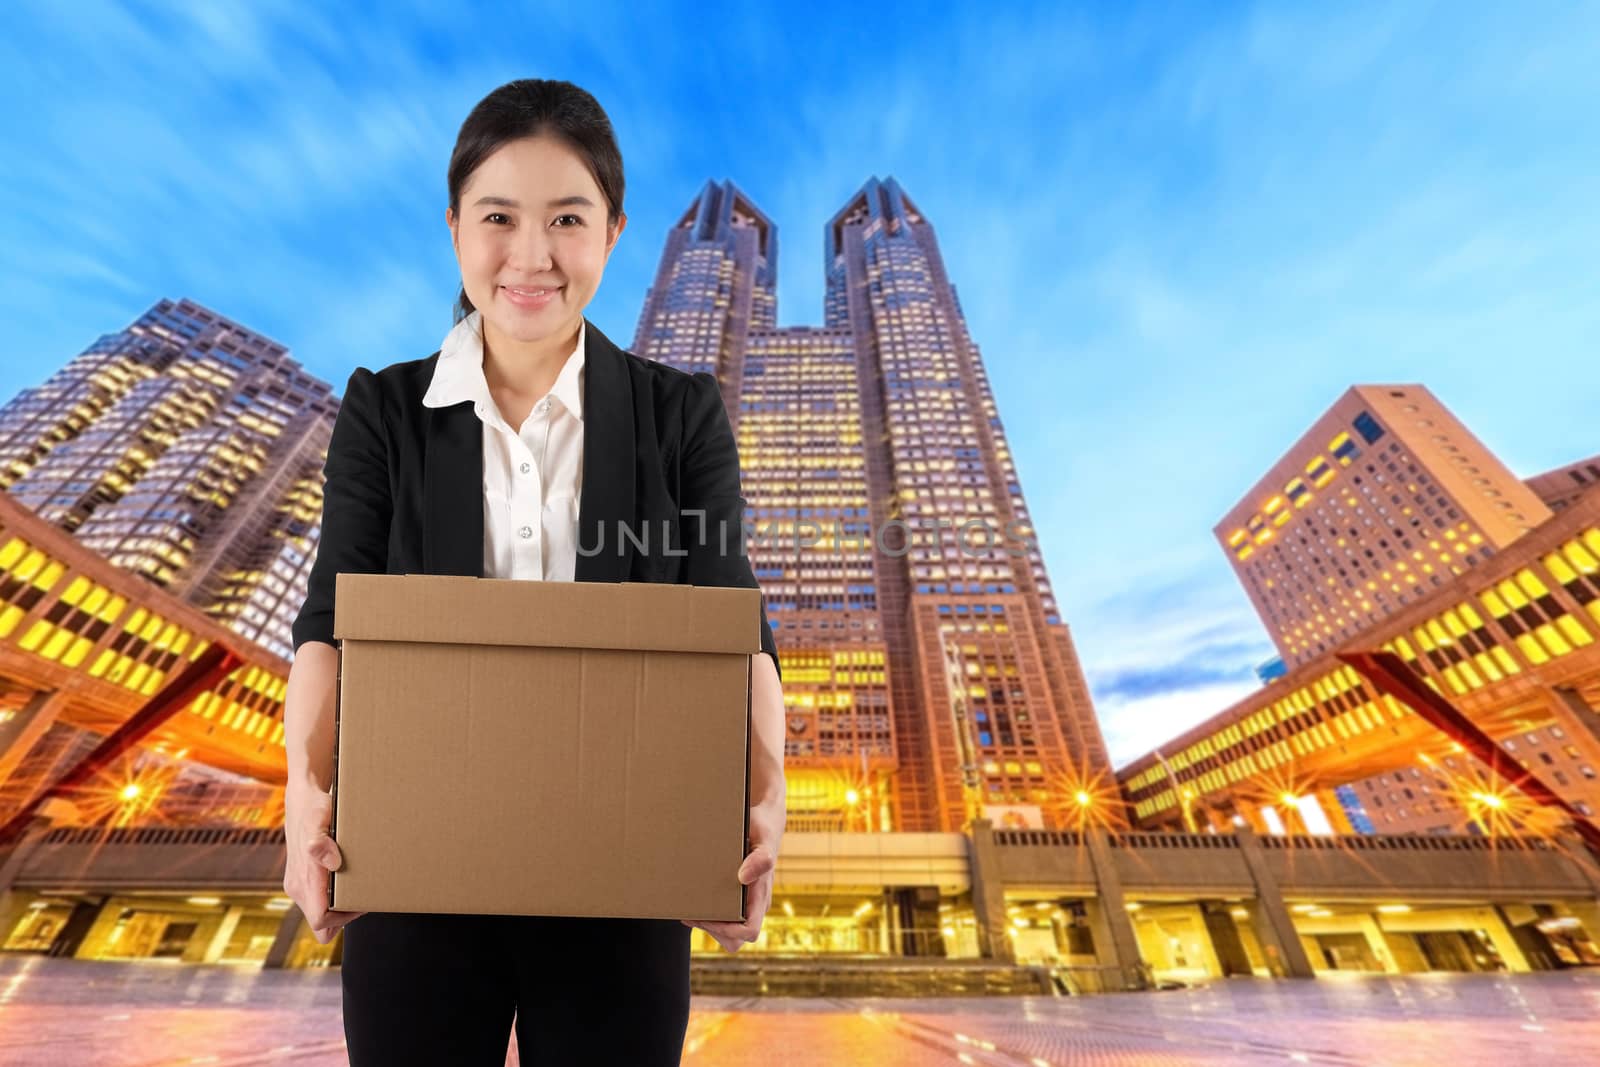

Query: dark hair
447;79;625;323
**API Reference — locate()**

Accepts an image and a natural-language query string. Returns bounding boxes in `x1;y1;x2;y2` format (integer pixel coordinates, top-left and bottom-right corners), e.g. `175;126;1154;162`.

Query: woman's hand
680;841;777;953
283;779;367;944
684;652;785;953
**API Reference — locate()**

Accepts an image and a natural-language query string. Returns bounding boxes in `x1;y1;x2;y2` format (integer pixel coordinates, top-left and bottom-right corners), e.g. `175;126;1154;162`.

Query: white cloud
1100;677;1265;769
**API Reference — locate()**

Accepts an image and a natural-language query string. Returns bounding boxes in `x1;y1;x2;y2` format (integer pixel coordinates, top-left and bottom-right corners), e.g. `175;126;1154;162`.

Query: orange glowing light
1471;791;1506;810
1051;760;1120;830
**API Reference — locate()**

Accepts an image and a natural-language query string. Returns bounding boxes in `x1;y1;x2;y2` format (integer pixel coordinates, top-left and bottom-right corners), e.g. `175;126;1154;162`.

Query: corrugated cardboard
327;573;757;922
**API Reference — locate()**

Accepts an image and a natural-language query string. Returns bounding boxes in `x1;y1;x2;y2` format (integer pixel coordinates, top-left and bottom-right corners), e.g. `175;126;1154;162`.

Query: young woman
280;79;786;1066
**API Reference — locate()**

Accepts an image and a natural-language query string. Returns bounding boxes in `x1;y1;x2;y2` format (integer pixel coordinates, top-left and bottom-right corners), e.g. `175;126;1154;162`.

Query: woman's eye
484;213;511;225
553;214;583;227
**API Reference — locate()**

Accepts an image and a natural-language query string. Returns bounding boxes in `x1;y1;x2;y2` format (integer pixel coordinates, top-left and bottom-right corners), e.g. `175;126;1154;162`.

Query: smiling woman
442;84;629;419
280;78;785;1067
446;89;624;333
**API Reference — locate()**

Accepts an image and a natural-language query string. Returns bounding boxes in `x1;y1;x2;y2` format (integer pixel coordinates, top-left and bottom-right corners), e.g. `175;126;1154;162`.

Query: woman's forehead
464;136;600;201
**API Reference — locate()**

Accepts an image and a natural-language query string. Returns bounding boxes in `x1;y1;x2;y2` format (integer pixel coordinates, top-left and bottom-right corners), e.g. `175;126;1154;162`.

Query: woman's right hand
283;780;367;944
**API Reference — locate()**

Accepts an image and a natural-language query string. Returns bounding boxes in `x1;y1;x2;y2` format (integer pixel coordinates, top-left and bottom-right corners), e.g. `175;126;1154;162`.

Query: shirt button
536;398;551;415
518;525;533;539
520;462;532;475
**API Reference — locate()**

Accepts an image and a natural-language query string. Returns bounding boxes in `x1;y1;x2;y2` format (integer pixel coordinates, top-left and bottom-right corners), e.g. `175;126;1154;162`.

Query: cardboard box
327;573;757;921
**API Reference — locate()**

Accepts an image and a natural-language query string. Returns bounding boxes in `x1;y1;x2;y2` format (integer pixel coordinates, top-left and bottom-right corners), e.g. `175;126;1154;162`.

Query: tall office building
630;180;777;409
633;178;1113;833
1215;385;1555;671
0;299;337;659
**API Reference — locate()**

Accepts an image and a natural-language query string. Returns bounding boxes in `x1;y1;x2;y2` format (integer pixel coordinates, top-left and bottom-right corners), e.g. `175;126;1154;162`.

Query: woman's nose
508;225;556;272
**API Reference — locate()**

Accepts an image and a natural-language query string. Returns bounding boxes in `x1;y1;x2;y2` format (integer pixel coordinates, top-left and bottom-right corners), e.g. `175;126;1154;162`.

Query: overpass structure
0;489;291;809
1118;491;1600;833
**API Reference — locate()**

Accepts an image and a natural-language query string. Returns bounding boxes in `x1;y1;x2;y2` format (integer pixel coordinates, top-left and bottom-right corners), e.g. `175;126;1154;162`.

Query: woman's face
447;134;625;349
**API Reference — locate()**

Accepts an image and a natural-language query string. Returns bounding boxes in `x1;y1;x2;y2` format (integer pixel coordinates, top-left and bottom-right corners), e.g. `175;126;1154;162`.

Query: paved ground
0;956;1594;1065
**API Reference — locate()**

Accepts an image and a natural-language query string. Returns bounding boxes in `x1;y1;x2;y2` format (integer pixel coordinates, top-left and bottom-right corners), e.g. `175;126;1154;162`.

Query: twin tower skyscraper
0;177;1114;833
630;178;1112;832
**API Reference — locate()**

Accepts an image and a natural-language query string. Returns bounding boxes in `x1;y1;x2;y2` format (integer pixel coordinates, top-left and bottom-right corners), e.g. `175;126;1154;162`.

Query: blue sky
3;2;1597;766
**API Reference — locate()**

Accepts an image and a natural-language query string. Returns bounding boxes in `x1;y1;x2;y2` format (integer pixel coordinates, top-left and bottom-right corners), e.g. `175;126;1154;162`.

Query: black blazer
290;316;780;679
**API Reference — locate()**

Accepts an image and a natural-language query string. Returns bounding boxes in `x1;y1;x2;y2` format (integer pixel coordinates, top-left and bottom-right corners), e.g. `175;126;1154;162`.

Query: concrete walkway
0;955;1593;1065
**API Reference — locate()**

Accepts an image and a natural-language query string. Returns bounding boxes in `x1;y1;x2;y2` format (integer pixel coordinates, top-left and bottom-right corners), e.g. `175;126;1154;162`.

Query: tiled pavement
0;955;1594;1065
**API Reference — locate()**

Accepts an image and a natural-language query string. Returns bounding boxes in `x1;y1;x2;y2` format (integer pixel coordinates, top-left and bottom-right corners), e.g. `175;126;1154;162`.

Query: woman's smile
500;283;563;310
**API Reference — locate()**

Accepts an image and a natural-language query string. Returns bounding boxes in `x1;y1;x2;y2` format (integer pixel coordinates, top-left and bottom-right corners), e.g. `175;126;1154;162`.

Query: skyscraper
1215;385;1555;671
0;298;337;659
633;178;1113;832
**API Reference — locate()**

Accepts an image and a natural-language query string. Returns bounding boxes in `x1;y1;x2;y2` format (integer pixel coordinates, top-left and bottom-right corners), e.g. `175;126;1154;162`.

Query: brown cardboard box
328;573;757;921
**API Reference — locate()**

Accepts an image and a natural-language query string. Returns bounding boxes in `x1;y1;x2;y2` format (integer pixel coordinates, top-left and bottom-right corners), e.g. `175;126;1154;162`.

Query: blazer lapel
422;387;485;577
575;318;637;582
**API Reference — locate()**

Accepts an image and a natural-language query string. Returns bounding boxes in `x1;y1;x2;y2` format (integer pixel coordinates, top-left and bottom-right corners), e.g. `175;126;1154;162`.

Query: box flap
333;573;760;655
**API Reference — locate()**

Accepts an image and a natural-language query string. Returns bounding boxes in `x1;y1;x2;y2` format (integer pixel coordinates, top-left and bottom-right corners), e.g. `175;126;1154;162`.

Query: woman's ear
605;212;628;259
445;206;459;258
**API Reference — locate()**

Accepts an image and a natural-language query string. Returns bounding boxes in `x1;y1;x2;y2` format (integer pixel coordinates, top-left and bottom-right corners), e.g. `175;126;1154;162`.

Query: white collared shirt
421;310;585;581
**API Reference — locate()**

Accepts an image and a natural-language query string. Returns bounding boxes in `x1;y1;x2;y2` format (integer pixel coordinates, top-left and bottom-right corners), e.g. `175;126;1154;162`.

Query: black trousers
341;910;692;1066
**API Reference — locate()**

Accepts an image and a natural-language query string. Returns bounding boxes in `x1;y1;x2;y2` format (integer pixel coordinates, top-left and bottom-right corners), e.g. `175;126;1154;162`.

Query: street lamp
937;629;985;828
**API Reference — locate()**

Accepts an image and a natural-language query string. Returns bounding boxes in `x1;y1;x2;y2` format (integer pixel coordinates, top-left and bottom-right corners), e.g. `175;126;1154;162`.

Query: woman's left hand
680;841;777;952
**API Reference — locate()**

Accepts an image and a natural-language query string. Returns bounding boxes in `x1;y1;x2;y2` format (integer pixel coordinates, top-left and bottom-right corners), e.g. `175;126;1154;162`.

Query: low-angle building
1122;391;1600;840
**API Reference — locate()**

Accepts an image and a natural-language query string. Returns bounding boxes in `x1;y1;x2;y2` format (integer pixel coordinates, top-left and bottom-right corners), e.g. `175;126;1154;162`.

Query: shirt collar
422;309;586;424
